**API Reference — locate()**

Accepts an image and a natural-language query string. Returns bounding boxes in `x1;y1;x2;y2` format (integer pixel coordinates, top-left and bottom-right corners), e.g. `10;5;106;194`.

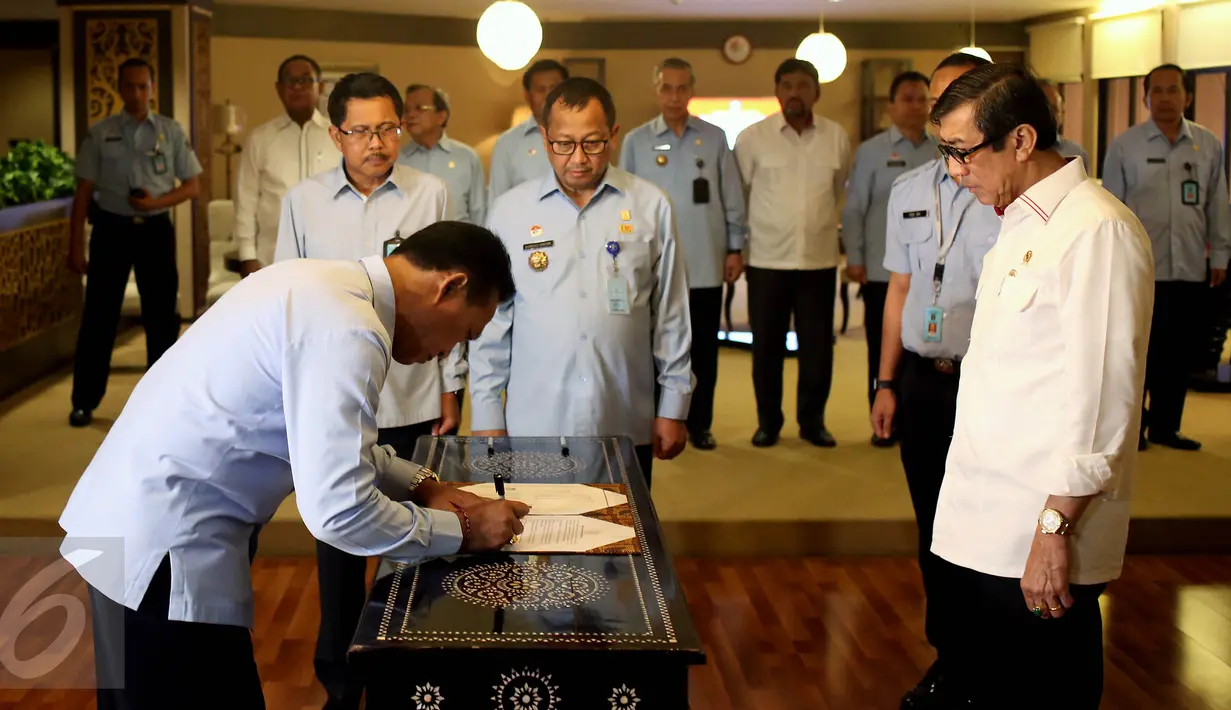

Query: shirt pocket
617;241;655;306
897;222;935;275
991;271;1046;355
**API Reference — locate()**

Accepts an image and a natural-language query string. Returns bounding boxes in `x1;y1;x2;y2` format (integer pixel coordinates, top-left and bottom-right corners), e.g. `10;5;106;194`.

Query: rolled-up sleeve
282;329;462;561
1044;219;1154;497
652;198;695;419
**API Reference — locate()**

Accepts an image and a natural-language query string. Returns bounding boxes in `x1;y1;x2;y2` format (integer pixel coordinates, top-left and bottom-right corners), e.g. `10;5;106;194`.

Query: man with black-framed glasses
234;54;339;276
273;71;464;710
470;77;695;489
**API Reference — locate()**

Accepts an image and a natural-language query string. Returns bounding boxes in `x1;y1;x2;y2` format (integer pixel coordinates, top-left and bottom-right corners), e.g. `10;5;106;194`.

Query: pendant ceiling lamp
477;1;543;71
795;6;847;83
959;2;992;61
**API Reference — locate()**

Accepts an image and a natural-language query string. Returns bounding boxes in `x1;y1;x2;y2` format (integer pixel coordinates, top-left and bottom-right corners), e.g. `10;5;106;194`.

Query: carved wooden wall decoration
73;11;173;148
0;219;81;351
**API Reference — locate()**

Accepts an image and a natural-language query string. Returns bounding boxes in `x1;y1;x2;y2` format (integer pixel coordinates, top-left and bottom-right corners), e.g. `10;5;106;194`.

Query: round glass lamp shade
959;46;993;62
795;32;848;83
477;1;543;71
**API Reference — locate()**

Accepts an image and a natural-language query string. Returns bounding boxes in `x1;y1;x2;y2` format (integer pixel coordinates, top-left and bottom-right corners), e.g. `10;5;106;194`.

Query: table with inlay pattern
350;435;705;710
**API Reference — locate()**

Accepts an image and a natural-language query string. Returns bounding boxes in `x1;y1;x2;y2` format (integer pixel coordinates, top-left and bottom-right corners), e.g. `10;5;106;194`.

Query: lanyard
931;182;974;303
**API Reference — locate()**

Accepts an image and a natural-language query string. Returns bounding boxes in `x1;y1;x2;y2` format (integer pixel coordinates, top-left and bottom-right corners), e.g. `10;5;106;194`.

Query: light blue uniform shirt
618;115;748;289
1054;136;1090;172
397;135;487;225
841;125;938;283
884;159;1003;359
75;111;203;216
1102;119;1231;281
487;115;551;212
470;167;694;445
58;256;463;628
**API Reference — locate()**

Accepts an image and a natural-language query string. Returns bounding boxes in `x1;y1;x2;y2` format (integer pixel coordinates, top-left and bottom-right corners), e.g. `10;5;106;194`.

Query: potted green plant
0;139;76;233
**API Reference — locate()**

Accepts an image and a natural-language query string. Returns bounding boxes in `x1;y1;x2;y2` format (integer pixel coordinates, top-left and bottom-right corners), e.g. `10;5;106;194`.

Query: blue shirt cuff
469;400;507;431
375;450;422;501
423;507;464;557
658;389;692;421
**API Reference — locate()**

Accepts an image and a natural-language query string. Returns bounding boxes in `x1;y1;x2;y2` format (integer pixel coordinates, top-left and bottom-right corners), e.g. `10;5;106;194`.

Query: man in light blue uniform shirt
471;78;694;489
1103;63;1230;451
57;223;526;709
398;83;486;224
487;59;569;210
867;52;1000;710
840;69;936;447
66;57;202;429
273;72;466;710
619;57;746;451
1039;79;1090;169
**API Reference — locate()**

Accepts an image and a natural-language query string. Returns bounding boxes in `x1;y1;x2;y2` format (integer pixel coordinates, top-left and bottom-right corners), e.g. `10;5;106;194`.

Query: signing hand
870;388;896;440
724;252;744;283
414;478;484;512
845;264;868;285
1021;532;1073;620
433;393;460;435
127;188;159;212
652;417;687;460
464;498;532;552
1211;268;1227;288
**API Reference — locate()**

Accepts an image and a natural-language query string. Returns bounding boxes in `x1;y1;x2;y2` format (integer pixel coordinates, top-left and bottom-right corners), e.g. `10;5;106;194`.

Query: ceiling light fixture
795;5;847;83
477;1;543;71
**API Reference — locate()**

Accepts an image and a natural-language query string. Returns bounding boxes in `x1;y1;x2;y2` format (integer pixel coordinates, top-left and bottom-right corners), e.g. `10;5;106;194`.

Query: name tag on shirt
923;306;943;342
383;233;403;257
1182;180;1200;205
152;153;167;175
104;135;122;143
886;160;907;167
607;277;631;315
523;240;554;250
1147;158;1166;164
903;210;928;219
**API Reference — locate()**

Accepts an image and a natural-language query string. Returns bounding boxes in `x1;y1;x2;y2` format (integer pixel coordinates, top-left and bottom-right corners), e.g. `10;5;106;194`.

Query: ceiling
212;0;1094;22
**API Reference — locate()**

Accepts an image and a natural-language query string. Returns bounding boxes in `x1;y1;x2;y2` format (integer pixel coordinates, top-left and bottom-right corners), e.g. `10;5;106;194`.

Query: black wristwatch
875;378;895;391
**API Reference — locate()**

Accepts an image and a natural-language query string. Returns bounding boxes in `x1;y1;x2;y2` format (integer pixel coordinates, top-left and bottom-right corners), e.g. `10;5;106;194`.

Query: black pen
560;435;569;458
486;436;495;459
494;474;506;500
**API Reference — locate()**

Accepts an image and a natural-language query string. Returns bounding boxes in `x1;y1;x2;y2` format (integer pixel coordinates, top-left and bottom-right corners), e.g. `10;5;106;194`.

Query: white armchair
207;199;240;305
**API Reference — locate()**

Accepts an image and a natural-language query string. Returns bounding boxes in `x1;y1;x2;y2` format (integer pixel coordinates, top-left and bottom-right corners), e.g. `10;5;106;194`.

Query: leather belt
927;357;960;375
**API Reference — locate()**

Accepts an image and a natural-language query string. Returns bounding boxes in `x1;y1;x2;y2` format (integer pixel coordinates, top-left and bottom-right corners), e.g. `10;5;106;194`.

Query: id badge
923;305;943;343
693;177;710;204
1182;180;1200;206
606;277;631;315
152;153;168;175
383;233;403;257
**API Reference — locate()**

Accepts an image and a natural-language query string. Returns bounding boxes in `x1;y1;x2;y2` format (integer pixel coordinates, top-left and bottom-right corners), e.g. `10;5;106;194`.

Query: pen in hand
494;474;506;500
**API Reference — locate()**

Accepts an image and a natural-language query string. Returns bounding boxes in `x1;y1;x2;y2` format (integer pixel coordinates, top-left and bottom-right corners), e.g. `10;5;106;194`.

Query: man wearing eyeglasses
273;72;463;710
870;52;1002;710
398;84;486;225
470;77;694;489
234;54;339;277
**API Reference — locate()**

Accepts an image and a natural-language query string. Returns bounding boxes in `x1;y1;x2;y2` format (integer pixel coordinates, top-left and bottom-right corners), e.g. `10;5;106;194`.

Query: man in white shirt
272;71;458;710
234;54;340;275
735;58;852;448
929;64;1153;707
58;223;528;709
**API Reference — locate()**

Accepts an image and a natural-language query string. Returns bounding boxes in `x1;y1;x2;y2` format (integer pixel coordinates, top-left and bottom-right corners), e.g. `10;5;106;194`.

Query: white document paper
459;483;626;516
504;515;636;553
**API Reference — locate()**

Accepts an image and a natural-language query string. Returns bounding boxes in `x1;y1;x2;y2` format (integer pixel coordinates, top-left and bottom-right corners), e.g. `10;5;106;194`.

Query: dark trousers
72;211;180;411
686;287;723;437
1144;281;1206;436
897;351;961;654
861;281;889;409
746;266;837;434
634;443;653;489
314;420;436;707
90;556;265;710
945;559;1107;709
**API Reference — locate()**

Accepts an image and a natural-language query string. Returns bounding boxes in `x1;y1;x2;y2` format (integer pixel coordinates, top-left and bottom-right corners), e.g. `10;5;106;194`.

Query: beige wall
0;49;55;152
211;36;955;199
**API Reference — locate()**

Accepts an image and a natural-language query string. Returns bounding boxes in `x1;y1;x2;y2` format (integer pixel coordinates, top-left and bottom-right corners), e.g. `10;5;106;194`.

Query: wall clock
722;34;752;65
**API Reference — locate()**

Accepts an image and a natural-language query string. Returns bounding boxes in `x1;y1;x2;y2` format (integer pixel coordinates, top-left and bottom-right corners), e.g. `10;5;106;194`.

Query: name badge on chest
923;305;943;342
151;152;168;175
903;210;928;219
1182;180;1200;206
605;240;630;315
383;230;403;257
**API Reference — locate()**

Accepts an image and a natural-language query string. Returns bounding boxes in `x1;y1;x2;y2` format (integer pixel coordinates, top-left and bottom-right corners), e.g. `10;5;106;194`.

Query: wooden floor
1;556;1229;709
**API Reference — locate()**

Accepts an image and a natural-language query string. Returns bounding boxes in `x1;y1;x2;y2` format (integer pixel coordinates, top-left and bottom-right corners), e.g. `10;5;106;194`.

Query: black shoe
69;409;93;428
690;431;717;450
801;428;837;448
900;661;948;709
1139;433;1149;451
1148;432;1202;451
751;429;779;447
872;434;896;448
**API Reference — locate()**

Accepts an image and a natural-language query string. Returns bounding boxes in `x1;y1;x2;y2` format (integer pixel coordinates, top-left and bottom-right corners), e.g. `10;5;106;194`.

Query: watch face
1040;509;1062;532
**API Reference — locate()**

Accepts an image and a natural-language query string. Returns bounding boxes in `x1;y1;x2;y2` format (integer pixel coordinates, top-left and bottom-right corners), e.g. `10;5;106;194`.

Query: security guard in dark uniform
67;57;202;427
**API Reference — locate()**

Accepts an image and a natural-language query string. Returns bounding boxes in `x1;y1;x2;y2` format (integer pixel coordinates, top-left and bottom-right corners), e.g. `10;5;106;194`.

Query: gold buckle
133;216;145;225
934;359;955;374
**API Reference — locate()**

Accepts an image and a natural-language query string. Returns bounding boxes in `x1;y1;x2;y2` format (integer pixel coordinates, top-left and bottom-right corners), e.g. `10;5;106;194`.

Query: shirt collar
774;111;815;132
1145;118;1195;144
401;135;452;157
520;115;541;137
121;110;156;128
1003;157;1087;225
358;256;397;339
537;165;629;202
889;124;905;145
326;162;406;200
651;114;698;136
275;109;330;130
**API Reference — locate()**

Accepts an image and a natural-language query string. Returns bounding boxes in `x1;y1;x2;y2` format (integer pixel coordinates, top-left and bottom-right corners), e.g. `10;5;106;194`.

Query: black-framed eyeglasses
937;137;998;165
338;124;402;143
547;138;611;156
280;76;318;88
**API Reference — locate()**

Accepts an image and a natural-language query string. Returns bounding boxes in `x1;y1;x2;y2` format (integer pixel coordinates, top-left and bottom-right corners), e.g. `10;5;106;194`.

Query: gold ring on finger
1050;605;1061;611
510;534;520;545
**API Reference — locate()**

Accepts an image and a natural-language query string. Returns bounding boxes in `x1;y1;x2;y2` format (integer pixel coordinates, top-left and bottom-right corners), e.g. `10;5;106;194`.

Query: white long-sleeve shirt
233;110;339;265
933;158;1154;585
58;256;462;629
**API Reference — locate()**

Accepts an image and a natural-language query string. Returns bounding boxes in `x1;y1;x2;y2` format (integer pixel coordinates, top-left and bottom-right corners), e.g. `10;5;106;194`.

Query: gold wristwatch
407;466;439;493
1038;508;1071;535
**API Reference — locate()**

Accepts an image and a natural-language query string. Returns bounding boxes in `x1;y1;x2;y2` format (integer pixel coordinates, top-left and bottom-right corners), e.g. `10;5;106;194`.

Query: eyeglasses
937;136;999;165
337;124;402;143
547;138;611;156
405;104;438;115
280;76;318;88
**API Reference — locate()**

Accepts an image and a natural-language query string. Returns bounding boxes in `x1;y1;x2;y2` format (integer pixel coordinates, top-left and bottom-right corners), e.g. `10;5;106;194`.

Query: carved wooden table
350;435;705;710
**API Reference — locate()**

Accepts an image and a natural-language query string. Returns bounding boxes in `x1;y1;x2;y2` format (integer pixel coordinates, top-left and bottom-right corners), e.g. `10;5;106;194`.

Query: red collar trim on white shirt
1007;157;1085;225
